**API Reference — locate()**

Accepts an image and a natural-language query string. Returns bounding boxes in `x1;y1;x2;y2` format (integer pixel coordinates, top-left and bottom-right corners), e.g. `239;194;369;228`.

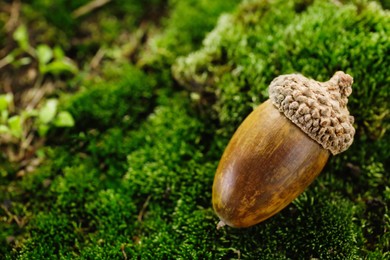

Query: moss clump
139;0;242;76
173;0;388;256
173;0;389;225
1;0;389;259
173;0;389;138
67;63;156;130
155;0;242;58
17;94;359;258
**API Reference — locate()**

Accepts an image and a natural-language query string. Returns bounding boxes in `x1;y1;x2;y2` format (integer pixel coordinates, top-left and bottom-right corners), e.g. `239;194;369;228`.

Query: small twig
72;0;112;19
89;48;105;70
6;146;18;162
120;244;128;260
4;0;21;32
0;53;14;70
21;131;35;150
1;204;14;223
0;204;25;228
231;248;241;260
137;195;152;222
25;77;49;110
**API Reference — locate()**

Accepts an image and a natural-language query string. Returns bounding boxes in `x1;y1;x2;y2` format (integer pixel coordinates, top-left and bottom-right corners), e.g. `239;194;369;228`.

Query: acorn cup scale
212;72;355;228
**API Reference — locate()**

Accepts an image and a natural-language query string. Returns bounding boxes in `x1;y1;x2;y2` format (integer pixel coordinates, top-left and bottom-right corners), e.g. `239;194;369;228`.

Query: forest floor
0;0;389;258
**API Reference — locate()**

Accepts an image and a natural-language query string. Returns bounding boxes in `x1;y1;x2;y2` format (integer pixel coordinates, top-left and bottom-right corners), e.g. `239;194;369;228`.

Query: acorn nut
212;71;355;228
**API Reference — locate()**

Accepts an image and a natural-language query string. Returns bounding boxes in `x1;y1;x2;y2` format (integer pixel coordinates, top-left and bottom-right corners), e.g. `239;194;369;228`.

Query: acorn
212;71;355;228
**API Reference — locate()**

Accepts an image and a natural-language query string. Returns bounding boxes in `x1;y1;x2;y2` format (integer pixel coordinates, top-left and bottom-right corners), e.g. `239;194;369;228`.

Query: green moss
172;0;389;256
156;0;242;58
174;0;389;139
68;63;156;130
206;189;361;259
173;0;389;188
4;90;365;258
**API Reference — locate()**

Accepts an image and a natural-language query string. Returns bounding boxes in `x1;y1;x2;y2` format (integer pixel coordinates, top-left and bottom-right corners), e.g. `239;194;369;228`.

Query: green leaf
38;123;50;137
1;110;9;124
39;99;58;124
53;111;75;127
22;109;39;118
0;93;13;111
3;53;15;65
13;57;32;67
36;148;46;159
8;115;22;138
53;46;65;59
13;24;30;51
0;124;10;134
0;96;8;111
42;59;78;75
36;44;53;65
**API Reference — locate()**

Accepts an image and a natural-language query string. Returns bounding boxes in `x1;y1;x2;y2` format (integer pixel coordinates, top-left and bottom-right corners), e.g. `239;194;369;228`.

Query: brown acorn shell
212;99;330;228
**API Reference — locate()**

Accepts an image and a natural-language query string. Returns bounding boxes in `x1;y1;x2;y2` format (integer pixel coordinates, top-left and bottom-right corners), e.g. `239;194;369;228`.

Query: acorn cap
269;71;355;155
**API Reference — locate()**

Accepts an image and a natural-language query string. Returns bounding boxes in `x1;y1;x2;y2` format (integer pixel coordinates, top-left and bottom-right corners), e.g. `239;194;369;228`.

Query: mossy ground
1;0;389;259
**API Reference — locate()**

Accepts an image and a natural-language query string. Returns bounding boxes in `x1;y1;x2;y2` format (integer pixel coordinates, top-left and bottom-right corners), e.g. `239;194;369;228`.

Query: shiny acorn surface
212;100;330;228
